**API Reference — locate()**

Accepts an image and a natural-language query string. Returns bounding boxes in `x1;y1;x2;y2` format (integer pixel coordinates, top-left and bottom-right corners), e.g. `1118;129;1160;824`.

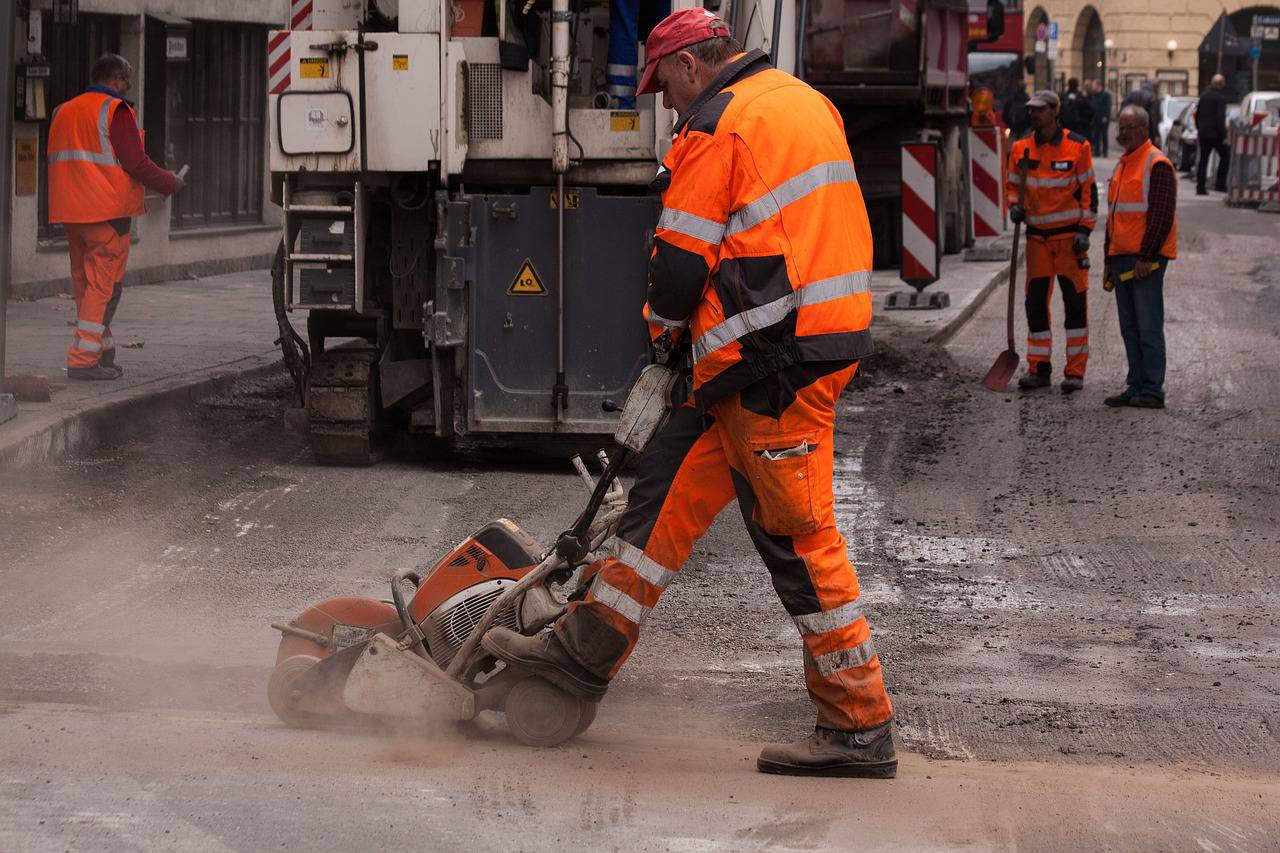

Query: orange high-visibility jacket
1005;129;1097;239
644;50;874;409
47;90;145;224
1106;140;1178;259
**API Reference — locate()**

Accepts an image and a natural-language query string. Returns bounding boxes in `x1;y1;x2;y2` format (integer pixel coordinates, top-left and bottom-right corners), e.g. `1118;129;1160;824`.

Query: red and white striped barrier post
900;141;941;290
968;127;1004;238
268;31;291;95
1226;126;1280;207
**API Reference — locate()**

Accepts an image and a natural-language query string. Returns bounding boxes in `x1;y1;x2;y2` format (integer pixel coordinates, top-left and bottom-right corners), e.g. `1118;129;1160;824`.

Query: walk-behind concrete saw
267;359;679;746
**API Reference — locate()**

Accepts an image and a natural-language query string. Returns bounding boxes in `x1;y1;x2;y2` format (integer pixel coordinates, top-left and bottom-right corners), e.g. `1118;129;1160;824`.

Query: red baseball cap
636;8;733;96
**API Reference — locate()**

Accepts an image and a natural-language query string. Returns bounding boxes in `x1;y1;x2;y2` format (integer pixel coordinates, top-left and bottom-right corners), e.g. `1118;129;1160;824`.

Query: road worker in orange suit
1006;90;1098;393
484;9;896;778
47;54;185;381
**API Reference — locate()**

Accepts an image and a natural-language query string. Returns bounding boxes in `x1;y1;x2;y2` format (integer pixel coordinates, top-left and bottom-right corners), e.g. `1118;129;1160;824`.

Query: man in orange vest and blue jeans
482;8;897;778
1104;105;1177;409
47;54;185;380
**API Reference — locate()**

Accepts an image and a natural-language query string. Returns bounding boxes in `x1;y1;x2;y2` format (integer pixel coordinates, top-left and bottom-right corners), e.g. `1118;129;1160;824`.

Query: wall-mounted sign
166;35;188;59
15;138;38;196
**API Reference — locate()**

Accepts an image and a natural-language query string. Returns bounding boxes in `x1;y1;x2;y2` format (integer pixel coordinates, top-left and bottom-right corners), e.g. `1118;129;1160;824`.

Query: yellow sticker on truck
392;54;409;71
299;57;329;79
610;111;640;132
508;259;547;296
549;189;580;210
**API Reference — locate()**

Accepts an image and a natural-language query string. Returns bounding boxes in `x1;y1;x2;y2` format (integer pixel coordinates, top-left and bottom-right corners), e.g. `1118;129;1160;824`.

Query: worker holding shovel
1004;91;1098;393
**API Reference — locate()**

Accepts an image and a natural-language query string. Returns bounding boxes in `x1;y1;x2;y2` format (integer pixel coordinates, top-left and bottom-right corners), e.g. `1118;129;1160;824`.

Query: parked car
1157;95;1197;147
1235;91;1280;130
1164;101;1198;171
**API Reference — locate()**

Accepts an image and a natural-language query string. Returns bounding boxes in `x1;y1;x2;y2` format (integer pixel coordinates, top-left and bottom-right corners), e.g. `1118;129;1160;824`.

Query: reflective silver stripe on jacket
658;208;727;246
610;538;678;589
725;161;858;237
809;636;878;676
48;98;120;167
78;319;106;334
645;304;688;331
590;576;650;625
1025;209;1084;226
793;598;865;635
1026;175;1078;188
693;269;871;362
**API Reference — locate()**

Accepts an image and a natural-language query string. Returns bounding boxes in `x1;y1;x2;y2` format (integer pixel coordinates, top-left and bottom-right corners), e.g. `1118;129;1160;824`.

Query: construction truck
268;0;975;463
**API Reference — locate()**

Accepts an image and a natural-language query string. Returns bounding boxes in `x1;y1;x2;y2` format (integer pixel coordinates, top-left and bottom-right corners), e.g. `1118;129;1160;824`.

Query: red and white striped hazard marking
900;142;940;288
1227;128;1280;204
269;31;291;95
291;0;314;31
968;127;1004;238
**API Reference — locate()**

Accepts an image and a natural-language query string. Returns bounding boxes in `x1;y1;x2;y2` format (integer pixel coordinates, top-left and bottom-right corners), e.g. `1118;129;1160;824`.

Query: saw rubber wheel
573;700;598;736
504;676;583;747
267;654;326;729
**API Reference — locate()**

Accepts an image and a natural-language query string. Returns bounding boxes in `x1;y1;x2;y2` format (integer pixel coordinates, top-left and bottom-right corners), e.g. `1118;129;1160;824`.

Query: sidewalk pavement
870;237;1012;344
1;244;1011;467
1;270;287;466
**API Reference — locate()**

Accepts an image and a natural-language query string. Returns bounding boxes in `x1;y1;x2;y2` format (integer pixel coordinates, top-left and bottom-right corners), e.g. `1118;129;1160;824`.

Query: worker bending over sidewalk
1103;106;1178;410
1006;90;1098;394
47;53;185;381
484;8;896;778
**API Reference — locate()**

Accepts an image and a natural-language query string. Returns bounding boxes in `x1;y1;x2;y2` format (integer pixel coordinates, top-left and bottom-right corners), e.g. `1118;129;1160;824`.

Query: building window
168;22;267;230
37;13;122;240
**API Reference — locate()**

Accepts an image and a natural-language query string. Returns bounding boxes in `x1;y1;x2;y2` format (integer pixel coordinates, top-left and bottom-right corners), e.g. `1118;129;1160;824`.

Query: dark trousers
1111;255;1167;399
1197;140;1230;192
1092;121;1109;156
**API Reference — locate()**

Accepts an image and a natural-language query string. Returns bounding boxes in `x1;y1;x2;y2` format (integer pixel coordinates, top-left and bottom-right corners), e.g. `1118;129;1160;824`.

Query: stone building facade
9;1;289;298
1023;0;1280;100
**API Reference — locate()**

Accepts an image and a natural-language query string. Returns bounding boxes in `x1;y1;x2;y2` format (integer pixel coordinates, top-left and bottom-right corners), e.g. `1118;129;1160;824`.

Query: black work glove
1072;233;1090;255
1009;204;1026;224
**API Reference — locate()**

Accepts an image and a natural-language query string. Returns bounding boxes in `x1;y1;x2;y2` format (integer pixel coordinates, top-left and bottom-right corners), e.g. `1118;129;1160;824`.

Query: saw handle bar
391;567;429;656
555;446;631;564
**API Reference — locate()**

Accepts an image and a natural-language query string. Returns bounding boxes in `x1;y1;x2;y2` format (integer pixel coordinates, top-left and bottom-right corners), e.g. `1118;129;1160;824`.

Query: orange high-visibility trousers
1024;236;1089;378
64;222;129;369
555;363;894;732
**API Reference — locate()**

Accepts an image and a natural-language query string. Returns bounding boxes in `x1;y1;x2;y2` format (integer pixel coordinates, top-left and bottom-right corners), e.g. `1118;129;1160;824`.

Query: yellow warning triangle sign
508;259;547;296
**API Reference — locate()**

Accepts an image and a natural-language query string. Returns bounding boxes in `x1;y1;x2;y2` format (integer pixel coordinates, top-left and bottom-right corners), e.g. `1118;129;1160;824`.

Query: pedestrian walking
1121;81;1161;146
1089;79;1112;157
1005;90;1098;393
1195;73;1231;195
1061;78;1094;138
1103;106;1177;410
482;8;896;779
1003;81;1031;139
46;54;185;381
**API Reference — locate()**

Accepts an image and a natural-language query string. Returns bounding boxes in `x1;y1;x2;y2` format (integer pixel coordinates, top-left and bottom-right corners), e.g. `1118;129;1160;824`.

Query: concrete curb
0;352;285;469
924;264;1010;346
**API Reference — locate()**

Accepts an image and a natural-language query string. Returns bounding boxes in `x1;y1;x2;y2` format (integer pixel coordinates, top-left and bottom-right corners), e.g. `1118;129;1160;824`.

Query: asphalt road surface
1;165;1277;851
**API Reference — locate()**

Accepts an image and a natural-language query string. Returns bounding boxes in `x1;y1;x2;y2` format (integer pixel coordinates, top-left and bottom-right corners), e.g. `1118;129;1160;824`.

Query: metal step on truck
267;0;974;463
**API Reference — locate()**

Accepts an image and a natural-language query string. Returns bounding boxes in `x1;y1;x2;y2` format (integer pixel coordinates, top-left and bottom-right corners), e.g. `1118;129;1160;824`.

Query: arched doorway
1025;6;1049;90
1072;6;1105;86
1199;6;1280;97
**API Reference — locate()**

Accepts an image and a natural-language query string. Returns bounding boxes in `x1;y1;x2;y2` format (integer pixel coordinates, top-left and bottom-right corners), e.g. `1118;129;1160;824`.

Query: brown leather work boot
757;721;897;778
481;627;608;700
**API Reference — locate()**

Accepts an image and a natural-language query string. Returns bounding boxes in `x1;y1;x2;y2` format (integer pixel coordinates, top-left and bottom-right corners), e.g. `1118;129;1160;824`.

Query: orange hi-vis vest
47;90;145;224
1004;128;1097;239
1106;140;1178;259
643;50;874;409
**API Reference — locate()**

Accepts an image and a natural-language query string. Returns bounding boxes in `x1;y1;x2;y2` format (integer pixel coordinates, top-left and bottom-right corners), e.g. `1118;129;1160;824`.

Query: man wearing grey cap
1004;90;1098;392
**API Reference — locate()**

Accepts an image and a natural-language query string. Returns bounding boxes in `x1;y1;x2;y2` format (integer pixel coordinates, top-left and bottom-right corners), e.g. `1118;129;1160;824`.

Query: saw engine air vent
447;543;487;568
465;63;504;141
422;579;518;668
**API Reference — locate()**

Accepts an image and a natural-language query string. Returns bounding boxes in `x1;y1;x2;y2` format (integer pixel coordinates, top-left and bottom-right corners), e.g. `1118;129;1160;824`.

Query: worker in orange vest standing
47;54;185;380
1103;105;1177;409
483;9;896;779
1005;90;1097;393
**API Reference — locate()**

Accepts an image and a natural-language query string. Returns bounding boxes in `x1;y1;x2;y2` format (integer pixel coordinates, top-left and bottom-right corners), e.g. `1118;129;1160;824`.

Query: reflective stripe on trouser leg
720;366;893;730
555;403;736;679
1061;271;1089;378
607;0;639;109
1024;278;1054;371
65;222;130;368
